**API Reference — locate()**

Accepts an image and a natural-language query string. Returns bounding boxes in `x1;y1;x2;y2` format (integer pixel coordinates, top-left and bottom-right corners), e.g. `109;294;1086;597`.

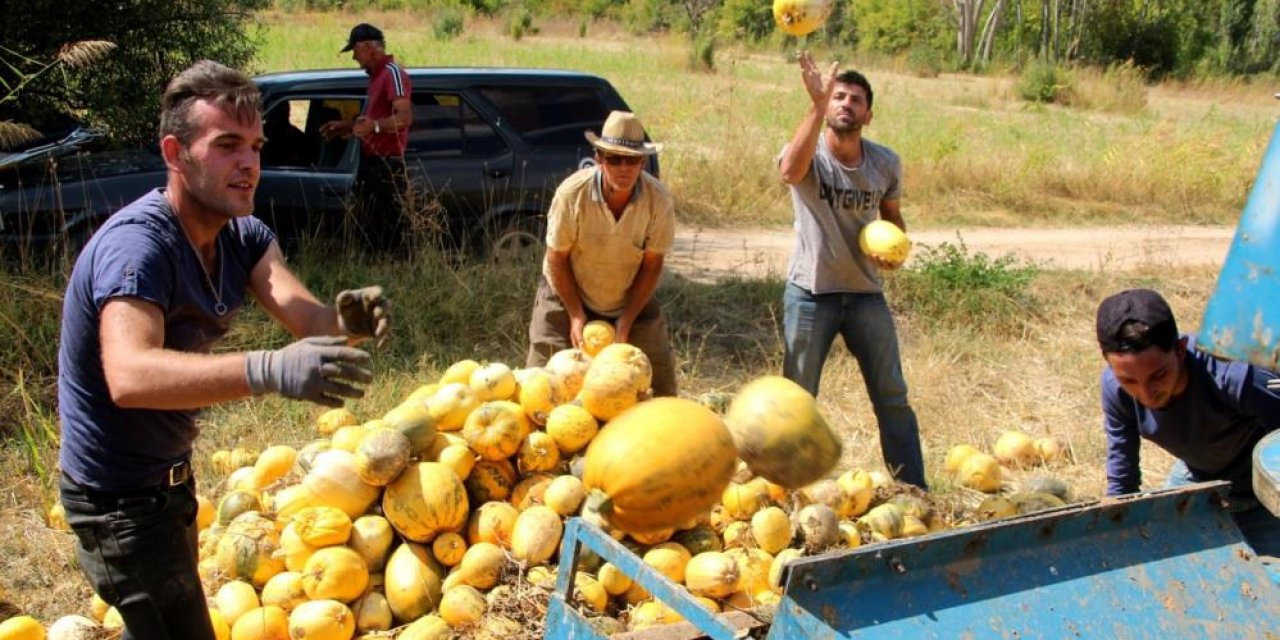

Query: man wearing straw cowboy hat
525;110;678;396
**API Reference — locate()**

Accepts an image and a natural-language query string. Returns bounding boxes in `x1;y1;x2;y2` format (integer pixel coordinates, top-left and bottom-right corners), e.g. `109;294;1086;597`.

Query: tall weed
1060;62;1148;114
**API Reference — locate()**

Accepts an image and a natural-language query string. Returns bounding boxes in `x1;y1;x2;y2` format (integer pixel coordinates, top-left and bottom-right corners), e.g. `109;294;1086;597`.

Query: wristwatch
373;119;381;134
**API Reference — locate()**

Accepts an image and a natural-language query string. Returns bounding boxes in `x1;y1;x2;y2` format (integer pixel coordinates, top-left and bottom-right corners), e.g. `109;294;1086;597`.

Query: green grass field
0;9;1265;624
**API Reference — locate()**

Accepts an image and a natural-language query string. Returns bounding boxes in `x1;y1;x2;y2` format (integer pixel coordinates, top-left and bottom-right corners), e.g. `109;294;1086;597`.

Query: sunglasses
599;154;645;167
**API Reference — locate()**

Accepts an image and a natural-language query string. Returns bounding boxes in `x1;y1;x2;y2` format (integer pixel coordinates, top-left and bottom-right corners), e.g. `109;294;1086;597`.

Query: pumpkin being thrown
723;375;843;488
582;398;737;534
772;0;834;37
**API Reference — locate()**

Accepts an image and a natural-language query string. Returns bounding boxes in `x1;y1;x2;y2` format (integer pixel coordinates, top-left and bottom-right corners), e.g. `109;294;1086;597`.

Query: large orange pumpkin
583;398;737;534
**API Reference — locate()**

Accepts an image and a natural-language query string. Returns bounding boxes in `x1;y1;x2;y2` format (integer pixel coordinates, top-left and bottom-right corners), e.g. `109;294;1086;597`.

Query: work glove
336;286;390;343
246;336;373;407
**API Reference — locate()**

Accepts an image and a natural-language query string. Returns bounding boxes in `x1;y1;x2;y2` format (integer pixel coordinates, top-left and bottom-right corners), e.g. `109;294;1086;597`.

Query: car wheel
487;216;544;263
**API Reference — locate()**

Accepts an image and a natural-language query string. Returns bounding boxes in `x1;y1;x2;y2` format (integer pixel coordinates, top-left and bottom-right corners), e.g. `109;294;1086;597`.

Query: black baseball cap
341;23;384;52
1096;288;1179;353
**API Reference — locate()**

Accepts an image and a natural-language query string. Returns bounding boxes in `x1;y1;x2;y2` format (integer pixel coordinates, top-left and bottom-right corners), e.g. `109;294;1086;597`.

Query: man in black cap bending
1096;288;1280;557
321;23;414;251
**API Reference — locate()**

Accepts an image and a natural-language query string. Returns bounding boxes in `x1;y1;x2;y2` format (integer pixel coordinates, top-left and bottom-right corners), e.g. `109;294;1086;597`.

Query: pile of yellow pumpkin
14;321;1079;639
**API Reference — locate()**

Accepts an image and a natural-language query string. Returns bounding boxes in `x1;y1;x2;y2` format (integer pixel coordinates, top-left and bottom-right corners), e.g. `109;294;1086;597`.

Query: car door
255;96;362;246
401;90;514;249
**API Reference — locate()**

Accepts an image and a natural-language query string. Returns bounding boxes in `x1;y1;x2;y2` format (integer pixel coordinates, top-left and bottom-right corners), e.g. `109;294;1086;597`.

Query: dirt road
667;224;1236;281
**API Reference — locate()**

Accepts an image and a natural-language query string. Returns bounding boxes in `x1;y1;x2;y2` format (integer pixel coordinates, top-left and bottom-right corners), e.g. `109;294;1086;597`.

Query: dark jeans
59;473;215;640
353;155;409;252
782;282;927;489
526;277;678;397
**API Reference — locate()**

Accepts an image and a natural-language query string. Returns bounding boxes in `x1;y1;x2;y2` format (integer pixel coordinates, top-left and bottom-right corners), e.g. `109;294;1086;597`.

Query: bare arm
615;251;664;344
354;96;413;139
546;248;588;348
779;53;839;185
100;298;251;409
248;242;343;339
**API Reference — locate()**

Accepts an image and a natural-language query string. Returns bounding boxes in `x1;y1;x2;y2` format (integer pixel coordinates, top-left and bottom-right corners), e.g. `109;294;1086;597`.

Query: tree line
2;0;1278;149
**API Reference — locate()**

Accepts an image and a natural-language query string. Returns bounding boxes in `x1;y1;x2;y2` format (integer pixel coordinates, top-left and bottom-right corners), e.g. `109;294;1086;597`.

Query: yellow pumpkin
0;616;45;640
217;490;262;526
944;444;982;474
302;450;380;519
768;547;803;591
464;458;517;503
348;515;394;572
750;506;793;555
543;475;586;516
858;219;911;265
722;478;772;519
579;361;647;421
684;551;741;598
461;401;530;461
316;408;359;436
381;401;436;457
510;505;563;565
466;501;520;548
250;445;297;490
290;506;352;547
590;343;653;392
436;443;477;481
597;562;632;596
441;541;506;592
544;404;599;455
209;609;231;640
581;320;616;357
383;543;446;624
425;382;480;432
260;571;308;612
726;547;774;597
861;503;906;540
197;494;216;531
431;531;468;567
583;398;737;534
216;512;284;587
544;348;593;399
510;473;555;511
440;358;482;386
354;428;411;486
957;452;1003;493
397;615;452;640
1035;436;1068;464
724;376;842;488
517;431;561;474
230;606;289;640
994;431;1038;467
382;462;469;543
350;592;392;632
329;425;369;453
404;382;440;405
516;369;563;425
643;542;692;583
469;361;517;402
215;580;261;627
835;469;876;517
302;546;369;603
439;585;487;629
271;483;319;523
287;599;354;640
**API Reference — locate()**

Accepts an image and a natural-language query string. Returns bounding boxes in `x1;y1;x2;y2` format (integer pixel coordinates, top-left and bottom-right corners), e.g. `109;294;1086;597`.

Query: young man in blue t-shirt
1097;288;1280;557
58;61;390;639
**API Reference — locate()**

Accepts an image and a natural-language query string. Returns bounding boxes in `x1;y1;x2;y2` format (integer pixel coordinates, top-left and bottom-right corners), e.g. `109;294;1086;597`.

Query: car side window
261;98;360;169
407;93;506;158
478;86;610;148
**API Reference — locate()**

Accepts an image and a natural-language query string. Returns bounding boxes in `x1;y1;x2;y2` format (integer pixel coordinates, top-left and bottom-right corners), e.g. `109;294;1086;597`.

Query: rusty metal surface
1197;119;1280;369
768;483;1280;639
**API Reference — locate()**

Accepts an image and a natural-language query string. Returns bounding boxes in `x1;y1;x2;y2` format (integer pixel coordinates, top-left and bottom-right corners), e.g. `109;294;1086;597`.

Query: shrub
889;238;1041;335
508;7;536;40
1059;61;1148;114
1017;60;1067;103
434;9;466;40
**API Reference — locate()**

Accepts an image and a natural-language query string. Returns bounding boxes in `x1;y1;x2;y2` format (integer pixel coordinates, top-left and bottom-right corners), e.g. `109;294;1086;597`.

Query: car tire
486;215;545;262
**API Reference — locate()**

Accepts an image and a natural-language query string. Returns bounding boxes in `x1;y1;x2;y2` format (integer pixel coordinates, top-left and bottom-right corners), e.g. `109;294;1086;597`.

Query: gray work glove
336;286;390;343
245;336;373;407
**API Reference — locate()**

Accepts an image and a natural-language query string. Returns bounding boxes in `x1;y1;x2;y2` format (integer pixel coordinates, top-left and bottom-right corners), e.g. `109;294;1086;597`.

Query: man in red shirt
321;23;414;251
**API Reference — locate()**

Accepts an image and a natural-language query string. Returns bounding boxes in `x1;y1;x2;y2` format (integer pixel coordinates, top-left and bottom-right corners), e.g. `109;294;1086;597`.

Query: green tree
1;0;266;149
854;0;950;57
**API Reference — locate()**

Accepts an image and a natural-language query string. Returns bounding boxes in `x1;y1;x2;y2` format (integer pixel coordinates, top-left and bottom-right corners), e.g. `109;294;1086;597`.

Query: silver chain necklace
169;194;228;316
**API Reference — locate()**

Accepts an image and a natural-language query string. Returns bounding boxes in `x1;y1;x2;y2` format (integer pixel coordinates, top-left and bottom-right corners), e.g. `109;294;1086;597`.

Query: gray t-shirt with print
782;134;901;294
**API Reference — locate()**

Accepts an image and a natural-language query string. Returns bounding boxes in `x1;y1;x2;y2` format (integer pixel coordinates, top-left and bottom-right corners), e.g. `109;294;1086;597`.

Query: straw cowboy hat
585;111;663;156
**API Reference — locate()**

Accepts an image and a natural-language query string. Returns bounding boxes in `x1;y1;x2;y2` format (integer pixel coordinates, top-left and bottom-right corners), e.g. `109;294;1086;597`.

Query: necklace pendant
214;302;228;316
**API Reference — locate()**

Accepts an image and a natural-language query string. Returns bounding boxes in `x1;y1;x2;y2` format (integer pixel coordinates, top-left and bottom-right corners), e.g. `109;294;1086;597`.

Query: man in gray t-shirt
777;53;926;489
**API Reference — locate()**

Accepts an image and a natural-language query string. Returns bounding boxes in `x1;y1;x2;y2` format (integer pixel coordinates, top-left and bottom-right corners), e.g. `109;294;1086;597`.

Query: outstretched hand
336;286;390;347
798;52;840;109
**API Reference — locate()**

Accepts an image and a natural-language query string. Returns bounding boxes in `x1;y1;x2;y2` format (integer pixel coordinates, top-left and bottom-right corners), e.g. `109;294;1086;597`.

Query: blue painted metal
546;483;1280;639
1256;430;1280;518
1198;120;1280;368
546;517;748;640
770;482;1279;639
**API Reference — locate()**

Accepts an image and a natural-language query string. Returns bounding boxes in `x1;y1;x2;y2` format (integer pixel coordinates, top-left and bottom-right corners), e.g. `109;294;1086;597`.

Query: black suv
0;67;653;256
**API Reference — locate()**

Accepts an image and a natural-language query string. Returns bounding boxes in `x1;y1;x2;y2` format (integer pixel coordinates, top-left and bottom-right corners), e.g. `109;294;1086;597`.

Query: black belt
63;459;193;498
